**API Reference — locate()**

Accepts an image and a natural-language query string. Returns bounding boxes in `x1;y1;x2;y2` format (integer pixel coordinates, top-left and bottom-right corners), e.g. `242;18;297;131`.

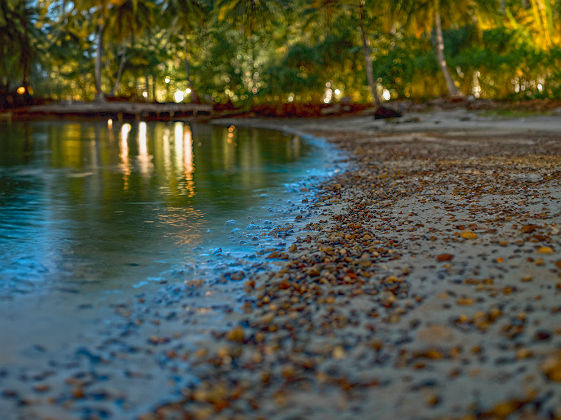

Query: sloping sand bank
148;109;561;419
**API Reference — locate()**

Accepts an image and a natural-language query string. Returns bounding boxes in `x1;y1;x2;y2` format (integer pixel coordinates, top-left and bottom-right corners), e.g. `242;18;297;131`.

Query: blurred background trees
2;0;561;105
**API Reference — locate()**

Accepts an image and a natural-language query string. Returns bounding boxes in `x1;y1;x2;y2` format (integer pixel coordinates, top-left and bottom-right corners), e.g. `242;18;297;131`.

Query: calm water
0;120;326;298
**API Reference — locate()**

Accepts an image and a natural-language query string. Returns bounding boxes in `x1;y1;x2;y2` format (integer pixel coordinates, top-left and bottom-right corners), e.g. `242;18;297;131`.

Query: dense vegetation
2;0;561;105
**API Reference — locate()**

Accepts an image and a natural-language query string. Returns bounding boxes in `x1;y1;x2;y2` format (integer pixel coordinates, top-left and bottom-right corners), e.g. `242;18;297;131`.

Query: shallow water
0;120;326;298
0;120;340;419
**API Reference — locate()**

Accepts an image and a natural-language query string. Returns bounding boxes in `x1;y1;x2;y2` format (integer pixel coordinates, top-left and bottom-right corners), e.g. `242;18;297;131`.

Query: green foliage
0;0;41;89
3;0;561;103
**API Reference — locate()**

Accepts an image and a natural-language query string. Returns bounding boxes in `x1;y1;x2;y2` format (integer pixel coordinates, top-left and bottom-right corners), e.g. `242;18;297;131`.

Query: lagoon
0;121;326;297
0;120;335;418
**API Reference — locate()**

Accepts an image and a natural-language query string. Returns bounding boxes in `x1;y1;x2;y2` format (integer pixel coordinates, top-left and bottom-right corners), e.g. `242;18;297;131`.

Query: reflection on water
0;121;316;296
120;123;131;189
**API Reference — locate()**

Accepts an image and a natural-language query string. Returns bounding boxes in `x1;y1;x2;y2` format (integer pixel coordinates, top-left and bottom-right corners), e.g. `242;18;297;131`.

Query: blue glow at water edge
0;120;342;300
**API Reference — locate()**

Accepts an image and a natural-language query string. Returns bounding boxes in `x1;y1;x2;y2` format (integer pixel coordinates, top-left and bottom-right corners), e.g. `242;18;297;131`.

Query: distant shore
3;97;561;123
3;101;213;121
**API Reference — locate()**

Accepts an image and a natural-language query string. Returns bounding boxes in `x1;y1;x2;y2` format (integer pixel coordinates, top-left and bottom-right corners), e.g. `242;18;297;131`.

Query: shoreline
0;122;343;419
151;111;561;419
1;111;560;419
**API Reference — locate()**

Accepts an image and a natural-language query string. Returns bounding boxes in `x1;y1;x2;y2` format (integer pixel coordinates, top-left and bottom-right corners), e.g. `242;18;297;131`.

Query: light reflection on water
0;121;317;297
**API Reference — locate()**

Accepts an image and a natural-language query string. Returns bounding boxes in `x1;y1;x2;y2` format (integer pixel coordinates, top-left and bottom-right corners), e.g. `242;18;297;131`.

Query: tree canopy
2;0;561;104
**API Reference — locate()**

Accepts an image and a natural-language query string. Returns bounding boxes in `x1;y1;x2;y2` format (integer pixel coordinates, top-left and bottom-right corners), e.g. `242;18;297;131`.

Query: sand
146;109;561;419
3;108;561;420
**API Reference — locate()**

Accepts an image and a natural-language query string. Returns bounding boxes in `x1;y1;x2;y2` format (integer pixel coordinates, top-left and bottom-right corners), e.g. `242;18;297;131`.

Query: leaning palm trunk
94;24;106;102
359;2;382;108
433;10;460;97
110;49;127;97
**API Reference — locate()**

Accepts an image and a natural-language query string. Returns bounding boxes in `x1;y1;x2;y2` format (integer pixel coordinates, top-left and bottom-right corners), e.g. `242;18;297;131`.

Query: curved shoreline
0;123;343;420
2;111;561;419
151;112;561;419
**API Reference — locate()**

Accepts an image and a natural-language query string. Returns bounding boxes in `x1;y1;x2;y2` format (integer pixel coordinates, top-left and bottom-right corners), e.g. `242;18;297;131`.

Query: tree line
2;0;561;105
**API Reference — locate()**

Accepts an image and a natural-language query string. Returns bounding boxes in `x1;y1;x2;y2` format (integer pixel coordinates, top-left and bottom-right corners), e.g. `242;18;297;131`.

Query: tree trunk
359;2;381;108
433;10;460;97
152;74;156;102
145;74;150;101
94;24;106;102
21;8;30;90
183;40;200;103
110;49;127;97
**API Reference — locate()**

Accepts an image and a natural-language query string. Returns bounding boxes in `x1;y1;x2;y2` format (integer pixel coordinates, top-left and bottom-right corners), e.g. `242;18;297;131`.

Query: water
0;120;338;418
0;120;329;298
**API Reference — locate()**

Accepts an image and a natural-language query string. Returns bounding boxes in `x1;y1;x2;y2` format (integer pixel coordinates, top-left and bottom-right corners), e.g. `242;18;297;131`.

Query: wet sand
146;110;561;419
3;109;561;419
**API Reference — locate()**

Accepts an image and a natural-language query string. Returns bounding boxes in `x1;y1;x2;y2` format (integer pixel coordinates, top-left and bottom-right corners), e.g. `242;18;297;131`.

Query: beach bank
0;121;341;420
147;109;561;419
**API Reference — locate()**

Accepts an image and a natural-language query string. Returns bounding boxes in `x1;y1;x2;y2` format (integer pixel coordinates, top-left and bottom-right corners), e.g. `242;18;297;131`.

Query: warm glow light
383;89;391;101
185;88;192;95
121;123;131;139
162;127;171;175
538;83;543;91
119;123;131;190
165;76;171;84
138;122;148;155
227;126;235;144
142;91;148;98
288;94;294;102
137;121;150;177
184;126;194;183
174;90;185;103
323;87;333;104
16;86;26;95
174;122;184;171
107;118;113;128
334;89;341;96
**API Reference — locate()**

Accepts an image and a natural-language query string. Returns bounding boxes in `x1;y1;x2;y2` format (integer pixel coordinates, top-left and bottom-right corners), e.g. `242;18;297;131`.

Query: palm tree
404;0;498;97
358;0;382;107
215;0;286;37
106;0;155;96
71;0;111;101
215;0;287;98
0;0;38;92
305;0;403;108
162;0;205;102
505;0;561;50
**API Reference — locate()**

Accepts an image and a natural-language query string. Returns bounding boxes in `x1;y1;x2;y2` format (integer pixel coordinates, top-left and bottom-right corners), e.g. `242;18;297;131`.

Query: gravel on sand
148;112;561;419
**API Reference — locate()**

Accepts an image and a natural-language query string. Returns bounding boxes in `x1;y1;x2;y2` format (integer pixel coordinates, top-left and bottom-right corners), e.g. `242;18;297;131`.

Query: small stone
72;388;85;399
226;326;244;343
426;393;440;406
436;254;454;262
537;246;554;254
333;346;346;359
534;330;552;341
541;352;561;381
460;231;478;239
516;348;532;359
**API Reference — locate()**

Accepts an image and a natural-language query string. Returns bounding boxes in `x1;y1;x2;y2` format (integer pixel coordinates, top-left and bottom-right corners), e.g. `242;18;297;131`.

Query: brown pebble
436;253;454;262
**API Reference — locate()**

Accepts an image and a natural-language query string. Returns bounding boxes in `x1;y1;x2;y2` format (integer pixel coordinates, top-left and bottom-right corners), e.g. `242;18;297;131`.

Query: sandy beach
146;108;561;419
2;108;561;419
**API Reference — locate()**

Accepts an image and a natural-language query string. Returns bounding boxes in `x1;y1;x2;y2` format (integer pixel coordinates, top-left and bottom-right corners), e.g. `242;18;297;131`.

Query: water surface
0;120;325;298
0;120;337;418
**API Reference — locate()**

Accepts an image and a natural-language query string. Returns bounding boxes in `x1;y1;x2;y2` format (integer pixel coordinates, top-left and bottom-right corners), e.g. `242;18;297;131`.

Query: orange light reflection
119;123;131;190
183;126;195;198
137;122;152;178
